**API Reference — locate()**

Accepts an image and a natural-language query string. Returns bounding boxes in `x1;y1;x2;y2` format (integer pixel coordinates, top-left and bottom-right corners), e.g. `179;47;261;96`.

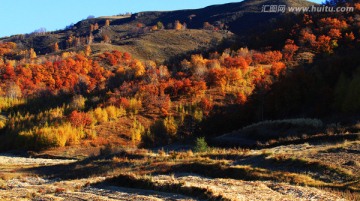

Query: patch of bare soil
0;154;76;166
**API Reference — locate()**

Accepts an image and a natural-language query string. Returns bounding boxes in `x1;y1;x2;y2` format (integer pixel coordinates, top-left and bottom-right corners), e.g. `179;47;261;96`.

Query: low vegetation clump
194;137;209;153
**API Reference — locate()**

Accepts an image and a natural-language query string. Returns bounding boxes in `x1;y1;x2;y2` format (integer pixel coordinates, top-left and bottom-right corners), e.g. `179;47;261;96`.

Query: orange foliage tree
68;110;93;127
271;62;286;77
174;20;183;30
282;39;299;61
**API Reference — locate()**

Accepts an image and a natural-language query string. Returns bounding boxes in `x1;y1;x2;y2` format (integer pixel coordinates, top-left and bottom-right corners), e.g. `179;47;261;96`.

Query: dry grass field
0;138;358;200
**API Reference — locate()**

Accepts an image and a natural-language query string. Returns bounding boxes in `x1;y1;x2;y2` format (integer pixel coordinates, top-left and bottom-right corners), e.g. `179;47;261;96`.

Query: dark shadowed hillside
127;0;315;34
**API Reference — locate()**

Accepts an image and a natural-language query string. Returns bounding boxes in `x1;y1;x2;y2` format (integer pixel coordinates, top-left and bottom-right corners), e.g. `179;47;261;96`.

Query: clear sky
0;0;322;37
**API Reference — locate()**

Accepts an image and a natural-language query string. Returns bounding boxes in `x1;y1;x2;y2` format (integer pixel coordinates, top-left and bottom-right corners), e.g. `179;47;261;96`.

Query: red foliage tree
236;92;247;105
223;56;248;71
69;110;93;127
328;29;342;39
299;29;317;48
207;68;227;88
316;35;332;53
345;32;355;42
318;17;348;30
282;39;299;61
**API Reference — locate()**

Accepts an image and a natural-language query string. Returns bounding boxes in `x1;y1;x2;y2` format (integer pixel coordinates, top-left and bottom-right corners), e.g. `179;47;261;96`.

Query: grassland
90;29;232;63
0;137;358;200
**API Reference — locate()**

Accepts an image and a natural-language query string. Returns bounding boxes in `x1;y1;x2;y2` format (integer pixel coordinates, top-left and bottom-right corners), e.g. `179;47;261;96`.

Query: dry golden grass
91;29;231;63
0;139;358;200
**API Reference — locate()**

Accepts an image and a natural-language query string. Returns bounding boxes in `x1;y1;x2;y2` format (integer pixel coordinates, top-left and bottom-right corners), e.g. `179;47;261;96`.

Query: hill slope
90;29;231;63
0;0;315;61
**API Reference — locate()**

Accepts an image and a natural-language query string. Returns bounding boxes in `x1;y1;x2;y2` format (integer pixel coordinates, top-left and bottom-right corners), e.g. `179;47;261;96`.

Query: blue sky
0;0;322;37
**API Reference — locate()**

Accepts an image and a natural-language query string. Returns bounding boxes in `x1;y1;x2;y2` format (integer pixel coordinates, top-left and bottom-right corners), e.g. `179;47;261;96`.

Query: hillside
0;0;359;157
90;29;231;63
0;0;360;200
0;0;314;61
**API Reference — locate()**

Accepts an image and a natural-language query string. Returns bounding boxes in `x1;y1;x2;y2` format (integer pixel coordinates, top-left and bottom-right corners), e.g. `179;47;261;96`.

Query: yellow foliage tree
29;48;37;59
70;95;86;110
94;107;108;123
131;119;145;144
0;115;6;129
106;105;126;120
163;116;177;137
19;123;85;148
133;61;145;77
128;98;142;114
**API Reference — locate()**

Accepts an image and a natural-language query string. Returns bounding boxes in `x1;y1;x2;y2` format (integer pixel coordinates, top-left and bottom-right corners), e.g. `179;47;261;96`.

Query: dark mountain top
122;0;315;33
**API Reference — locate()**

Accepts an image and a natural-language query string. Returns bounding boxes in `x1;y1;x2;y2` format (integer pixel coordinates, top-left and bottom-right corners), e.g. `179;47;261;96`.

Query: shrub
194;137;209;153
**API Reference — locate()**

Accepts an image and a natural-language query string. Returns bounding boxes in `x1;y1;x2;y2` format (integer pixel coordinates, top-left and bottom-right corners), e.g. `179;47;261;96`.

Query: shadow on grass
26;150;147;180
160;161;360;193
104;174;229;201
234;154;354;183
